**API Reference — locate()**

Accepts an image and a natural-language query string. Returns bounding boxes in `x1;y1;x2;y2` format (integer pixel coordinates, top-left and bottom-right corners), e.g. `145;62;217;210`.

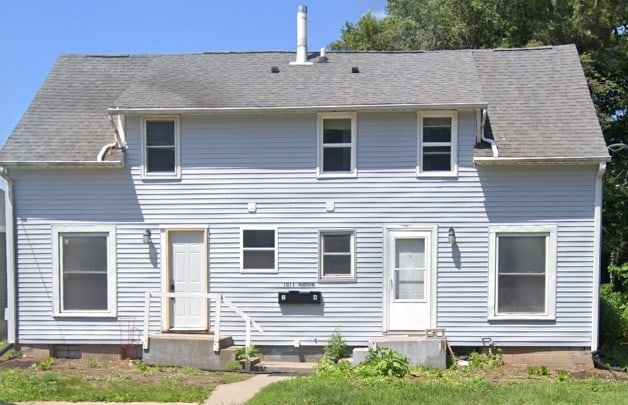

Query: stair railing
143;292;264;353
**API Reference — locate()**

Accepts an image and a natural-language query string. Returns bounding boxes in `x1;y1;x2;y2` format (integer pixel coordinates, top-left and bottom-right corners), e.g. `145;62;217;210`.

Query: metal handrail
143;292;263;352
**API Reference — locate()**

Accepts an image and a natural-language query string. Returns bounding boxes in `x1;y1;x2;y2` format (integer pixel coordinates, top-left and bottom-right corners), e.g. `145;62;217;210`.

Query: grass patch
248;374;628;405
0;360;249;403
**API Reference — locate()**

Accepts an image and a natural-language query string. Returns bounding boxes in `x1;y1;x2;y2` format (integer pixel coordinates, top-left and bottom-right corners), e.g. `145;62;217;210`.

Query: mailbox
278;290;321;305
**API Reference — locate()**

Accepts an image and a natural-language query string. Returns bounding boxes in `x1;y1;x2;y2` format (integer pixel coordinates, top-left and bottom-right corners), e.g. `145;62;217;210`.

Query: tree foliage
331;0;628;285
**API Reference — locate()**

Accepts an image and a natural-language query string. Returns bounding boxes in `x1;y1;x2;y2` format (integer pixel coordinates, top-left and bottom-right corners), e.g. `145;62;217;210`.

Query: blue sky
0;0;386;146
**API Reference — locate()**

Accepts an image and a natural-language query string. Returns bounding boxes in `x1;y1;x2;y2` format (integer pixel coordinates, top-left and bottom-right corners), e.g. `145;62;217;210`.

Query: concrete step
353;336;447;369
143;333;235;370
253;360;316;375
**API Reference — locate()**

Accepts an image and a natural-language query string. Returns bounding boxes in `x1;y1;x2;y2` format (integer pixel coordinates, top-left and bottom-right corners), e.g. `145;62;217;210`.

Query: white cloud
368;9;387;20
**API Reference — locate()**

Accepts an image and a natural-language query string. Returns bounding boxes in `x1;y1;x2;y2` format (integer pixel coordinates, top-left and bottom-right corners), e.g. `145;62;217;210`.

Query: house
0;190;6;339
0;7;610;367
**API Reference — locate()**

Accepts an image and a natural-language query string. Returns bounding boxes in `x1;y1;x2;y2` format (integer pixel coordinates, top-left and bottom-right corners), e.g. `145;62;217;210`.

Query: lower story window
489;225;556;320
53;226;116;316
241;228;277;272
320;231;355;280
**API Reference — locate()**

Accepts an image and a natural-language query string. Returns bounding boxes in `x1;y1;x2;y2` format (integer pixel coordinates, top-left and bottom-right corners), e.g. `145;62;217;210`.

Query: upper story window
488;225;557;320
317;112;357;178
417;111;458;177
241;228;277;273
142;116;180;178
52;225;117;317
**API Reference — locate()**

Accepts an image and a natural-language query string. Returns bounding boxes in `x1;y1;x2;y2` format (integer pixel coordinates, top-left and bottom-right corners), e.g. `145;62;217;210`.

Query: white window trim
488;225;557;320
141;116;181;179
318;230;356;282
317;112;358;178
417;111;458;177
240;226;278;273
52;224;117;317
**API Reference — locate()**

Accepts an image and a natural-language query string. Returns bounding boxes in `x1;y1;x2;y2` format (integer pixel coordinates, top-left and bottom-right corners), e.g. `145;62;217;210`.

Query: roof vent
351;66;360;73
317;47;328;63
271;66;280;73
290;5;313;66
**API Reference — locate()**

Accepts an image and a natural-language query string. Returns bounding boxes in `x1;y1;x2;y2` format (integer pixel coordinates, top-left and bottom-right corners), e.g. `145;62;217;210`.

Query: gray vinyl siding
12;111;597;348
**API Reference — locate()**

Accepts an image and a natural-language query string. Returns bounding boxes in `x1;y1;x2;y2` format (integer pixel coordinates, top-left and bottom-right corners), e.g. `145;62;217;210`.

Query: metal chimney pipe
291;5;312;65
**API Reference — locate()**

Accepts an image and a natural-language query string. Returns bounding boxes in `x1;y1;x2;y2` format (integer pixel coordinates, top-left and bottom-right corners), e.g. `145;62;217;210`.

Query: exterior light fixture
143;229;152;244
448;228;456;244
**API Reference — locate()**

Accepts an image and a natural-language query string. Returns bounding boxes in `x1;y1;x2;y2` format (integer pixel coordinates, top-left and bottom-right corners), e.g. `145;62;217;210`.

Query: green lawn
248;374;628;405
0;359;249;403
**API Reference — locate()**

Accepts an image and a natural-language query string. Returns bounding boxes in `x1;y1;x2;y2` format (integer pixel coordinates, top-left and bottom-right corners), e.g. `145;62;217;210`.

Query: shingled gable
0;44;609;164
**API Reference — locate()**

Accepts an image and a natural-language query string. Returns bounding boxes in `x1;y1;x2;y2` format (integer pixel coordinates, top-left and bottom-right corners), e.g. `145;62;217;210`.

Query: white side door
386;230;432;331
169;231;207;330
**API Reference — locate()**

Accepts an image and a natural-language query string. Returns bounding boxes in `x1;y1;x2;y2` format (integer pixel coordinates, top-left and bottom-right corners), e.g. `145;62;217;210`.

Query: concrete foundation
357;336;447;369
500;347;592;367
143;333;235;370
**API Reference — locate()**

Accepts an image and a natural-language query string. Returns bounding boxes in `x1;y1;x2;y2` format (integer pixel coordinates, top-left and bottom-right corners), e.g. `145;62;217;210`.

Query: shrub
599;283;628;345
235;345;261;361
354;347;410;378
467;349;503;369
323;331;348;363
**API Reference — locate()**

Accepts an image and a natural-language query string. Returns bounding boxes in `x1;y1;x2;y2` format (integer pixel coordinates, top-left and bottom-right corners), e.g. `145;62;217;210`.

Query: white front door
168;231;207;330
386;230;433;331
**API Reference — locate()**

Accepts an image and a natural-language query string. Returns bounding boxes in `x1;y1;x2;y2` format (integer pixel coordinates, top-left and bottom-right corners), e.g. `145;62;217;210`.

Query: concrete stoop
353;336;447;369
143;333;235;370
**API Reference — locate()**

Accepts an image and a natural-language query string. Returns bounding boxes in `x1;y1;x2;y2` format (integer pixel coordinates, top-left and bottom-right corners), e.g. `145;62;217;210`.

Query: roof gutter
591;161;606;352
478;109;498;158
474;156;610;165
0;161;124;169
107;102;489;115
0;167;16;345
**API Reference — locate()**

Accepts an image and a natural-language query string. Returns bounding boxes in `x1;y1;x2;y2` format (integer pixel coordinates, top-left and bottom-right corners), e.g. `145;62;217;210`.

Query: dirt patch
410;362;628;383
0;354;249;387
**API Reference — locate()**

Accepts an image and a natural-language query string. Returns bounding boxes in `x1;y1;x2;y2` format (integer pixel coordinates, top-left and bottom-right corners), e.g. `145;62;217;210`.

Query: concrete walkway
205;373;294;405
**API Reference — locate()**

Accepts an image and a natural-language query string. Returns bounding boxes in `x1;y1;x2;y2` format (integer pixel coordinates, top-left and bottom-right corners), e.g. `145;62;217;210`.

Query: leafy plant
31;357;54;371
315;356;352;376
599;283;628;345
467;349;503;369
354;347;410;378
556;370;571;381
86;357;101;368
133;361;151;375
323;331;348;363
527;365;550;376
235;345;261;361
226;360;242;371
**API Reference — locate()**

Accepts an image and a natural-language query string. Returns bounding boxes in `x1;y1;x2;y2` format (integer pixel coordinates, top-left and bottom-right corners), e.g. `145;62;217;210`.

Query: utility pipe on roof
97;114;127;161
479;109;499;158
0;167;16;345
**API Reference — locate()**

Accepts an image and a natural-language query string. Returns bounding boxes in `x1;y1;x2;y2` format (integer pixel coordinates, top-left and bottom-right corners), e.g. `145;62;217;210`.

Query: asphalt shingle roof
0;44;608;163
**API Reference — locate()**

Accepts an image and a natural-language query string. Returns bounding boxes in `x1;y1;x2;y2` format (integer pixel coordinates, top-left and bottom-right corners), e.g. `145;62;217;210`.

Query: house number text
284;282;315;288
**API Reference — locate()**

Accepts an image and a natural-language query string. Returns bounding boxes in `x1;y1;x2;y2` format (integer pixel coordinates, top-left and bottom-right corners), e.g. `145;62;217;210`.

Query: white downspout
0;167;16;344
591;161;606;352
97;114;126;162
478;109;498;158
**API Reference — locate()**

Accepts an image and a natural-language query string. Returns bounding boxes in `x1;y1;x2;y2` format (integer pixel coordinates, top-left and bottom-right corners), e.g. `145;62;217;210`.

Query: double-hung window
143;116;180;178
488;225;557;320
52;225;117;317
317;112;357;177
418;111;457;176
319;231;355;280
241;228;277;272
